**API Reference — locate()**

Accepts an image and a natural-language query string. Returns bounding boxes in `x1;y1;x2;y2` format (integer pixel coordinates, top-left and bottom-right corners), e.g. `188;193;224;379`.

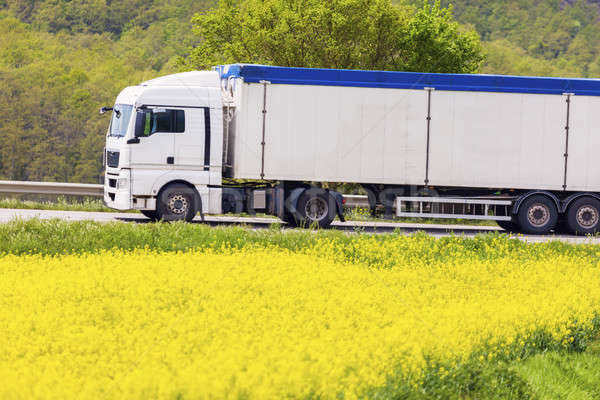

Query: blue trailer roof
215;64;600;97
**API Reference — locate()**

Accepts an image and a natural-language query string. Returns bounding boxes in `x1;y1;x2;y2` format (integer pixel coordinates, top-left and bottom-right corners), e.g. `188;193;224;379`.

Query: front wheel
156;183;199;222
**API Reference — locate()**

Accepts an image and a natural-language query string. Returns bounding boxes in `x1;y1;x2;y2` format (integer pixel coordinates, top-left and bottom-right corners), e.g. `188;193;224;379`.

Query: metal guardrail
0;180;372;206
0;180;104;197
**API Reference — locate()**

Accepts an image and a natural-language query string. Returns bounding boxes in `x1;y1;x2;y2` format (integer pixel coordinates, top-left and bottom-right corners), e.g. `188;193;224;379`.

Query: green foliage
406;0;600;77
0;17;148;182
184;0;483;73
0;2;209;183
3;0;214;35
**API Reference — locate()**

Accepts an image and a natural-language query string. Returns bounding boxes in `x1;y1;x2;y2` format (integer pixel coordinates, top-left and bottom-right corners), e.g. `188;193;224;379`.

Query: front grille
107;150;120;168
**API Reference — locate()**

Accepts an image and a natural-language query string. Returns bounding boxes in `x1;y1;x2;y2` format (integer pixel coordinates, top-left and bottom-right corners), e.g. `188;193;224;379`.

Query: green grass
514;341;600;399
0;217;590;258
0;197;118;212
0;218;338;255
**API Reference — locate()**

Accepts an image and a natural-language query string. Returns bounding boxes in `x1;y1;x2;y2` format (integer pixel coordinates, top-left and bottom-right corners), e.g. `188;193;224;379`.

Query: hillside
1;0;600;183
0;1;209;182
434;0;600;77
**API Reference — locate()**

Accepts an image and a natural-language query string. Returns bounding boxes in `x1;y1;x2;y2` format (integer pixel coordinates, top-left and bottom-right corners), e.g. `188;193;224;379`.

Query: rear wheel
517;195;558;235
156;183;199;222
140;210;158;221
296;189;336;229
566;196;600;235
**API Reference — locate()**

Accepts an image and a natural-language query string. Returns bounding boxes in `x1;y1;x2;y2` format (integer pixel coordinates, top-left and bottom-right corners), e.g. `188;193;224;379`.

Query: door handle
167;156;174;164
127;138;140;144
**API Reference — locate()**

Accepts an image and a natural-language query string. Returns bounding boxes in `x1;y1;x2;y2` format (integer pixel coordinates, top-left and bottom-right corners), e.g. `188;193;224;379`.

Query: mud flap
329;191;346;222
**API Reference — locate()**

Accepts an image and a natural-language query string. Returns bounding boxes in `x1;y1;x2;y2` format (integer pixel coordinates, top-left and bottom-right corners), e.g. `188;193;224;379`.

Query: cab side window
145;109;185;136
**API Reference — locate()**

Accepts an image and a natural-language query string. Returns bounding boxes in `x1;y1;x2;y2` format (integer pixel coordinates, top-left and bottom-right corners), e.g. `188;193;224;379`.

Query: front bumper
104;169;131;210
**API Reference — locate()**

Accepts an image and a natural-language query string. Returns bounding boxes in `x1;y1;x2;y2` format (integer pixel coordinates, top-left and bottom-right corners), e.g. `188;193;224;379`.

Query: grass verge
0;217;591;258
513;339;600;399
0;197;117;212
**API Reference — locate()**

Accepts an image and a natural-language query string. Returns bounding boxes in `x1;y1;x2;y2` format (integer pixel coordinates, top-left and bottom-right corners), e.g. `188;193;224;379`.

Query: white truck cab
103;71;224;221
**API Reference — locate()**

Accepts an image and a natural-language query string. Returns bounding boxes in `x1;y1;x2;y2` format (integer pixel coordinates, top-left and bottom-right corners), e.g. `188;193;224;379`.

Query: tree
183;0;483;73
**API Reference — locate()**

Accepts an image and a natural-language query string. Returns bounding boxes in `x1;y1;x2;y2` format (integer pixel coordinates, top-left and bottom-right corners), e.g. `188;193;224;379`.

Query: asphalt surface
0;208;598;244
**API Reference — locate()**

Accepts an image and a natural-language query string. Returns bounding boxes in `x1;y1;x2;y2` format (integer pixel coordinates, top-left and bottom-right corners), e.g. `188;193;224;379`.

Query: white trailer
102;64;600;234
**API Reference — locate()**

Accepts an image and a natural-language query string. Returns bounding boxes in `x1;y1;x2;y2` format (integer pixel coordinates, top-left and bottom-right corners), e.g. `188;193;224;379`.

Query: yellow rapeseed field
1;236;599;399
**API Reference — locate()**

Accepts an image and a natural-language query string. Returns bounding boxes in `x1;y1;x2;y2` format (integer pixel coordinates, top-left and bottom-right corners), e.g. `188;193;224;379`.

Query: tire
140;210;158;221
496;219;518;232
566;196;600;235
296;189;336;229
156;183;199;222
516;195;558;235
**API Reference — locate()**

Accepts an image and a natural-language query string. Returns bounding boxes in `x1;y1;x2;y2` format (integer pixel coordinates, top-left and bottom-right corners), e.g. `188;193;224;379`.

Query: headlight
117;178;129;190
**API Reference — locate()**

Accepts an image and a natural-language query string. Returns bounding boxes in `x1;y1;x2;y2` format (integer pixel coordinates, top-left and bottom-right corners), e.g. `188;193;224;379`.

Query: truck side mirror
134;110;150;138
99;106;113;115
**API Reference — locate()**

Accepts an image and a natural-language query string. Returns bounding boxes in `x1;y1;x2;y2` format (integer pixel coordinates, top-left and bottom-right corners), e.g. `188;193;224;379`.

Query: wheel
516;195;558;235
566;196;600;235
296;189;336;229
496;219;518;232
140;210;158;221
156;183;199;222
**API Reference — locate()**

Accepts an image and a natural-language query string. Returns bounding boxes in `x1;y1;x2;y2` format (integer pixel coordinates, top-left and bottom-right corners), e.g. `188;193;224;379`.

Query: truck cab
103;71;224;221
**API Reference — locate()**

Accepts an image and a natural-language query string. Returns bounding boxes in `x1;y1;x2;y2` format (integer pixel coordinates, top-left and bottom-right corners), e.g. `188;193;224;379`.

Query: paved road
0;208;597;244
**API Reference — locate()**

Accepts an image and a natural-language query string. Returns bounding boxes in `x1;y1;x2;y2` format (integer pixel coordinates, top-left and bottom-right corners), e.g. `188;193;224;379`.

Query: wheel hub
168;194;188;215
527;203;550;227
305;197;328;222
576;205;599;228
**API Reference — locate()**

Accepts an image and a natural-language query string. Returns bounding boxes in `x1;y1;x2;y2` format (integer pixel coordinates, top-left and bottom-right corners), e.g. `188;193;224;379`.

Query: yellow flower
0;237;598;399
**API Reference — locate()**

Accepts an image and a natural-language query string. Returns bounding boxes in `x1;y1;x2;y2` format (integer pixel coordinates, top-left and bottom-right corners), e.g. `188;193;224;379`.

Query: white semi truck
102;64;600;235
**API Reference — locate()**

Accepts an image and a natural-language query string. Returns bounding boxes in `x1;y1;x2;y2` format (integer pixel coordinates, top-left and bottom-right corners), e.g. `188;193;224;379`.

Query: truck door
130;107;182;168
174;107;208;176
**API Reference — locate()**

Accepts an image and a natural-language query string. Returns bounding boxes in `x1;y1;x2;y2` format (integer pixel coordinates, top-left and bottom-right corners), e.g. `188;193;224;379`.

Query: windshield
109;104;133;137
